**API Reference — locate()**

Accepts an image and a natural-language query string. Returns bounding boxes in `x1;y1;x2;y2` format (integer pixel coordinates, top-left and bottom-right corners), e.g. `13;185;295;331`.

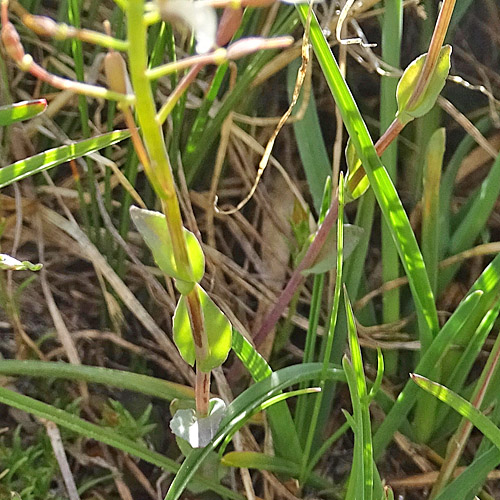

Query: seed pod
216;8;243;47
104;50;130;95
23;15;59;38
1;21;25;62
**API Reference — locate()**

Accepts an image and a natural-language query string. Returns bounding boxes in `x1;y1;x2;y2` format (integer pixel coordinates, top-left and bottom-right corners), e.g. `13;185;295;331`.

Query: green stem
126;0;209;414
380;0;402;375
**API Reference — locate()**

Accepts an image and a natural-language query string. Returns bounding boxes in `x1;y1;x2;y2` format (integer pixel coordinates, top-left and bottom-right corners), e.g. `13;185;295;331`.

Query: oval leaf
130;206;204;283
396;45;452;124
173;285;232;371
0;99;47;126
345;139;370;200
0;129;131;188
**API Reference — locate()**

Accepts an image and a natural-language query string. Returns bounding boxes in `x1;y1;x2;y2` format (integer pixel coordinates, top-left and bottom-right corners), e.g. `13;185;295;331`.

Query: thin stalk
380;0;402;376
126;0;209;414
300;177;344;486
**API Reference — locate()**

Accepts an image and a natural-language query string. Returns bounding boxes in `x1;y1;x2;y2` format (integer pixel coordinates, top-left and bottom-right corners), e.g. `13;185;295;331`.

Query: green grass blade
439;298;500;414
345;289;373;500
164;362;345;500
297;4;439;351
231;329;303;463
0;360;193;401
0;385;244;500
287;57;331;212
343;360;364;500
0;99;47;126
221;451;333;490
379;0;402;376
412;374;500;451
372;290;483;459
422;128;445;295
300;174;345;483
433;447;500;500
0;130;130;188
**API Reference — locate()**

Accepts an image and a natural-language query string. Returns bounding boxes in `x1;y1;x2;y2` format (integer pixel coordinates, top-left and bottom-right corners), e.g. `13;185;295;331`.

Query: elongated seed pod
104;50;130;95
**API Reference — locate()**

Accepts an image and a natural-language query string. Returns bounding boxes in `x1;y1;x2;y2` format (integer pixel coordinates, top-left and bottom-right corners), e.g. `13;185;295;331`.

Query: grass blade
287;57;331;212
231;329;303;463
0;360;194;401
0;130;131;188
373;289;483;458
0;99;47;125
412;374;500;451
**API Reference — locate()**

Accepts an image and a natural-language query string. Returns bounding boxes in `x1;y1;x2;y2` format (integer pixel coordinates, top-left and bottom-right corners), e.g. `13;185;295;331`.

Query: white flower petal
156;0;217;54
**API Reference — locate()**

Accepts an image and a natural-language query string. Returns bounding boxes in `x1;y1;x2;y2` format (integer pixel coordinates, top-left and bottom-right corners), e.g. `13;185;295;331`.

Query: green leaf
412;374;500;451
302;224;364;275
0;130;131;188
165;362;345;500
130;206;204;284
345;139;369;200
287;58;331;212
0;360;194;401
0;99;47;126
396;45;452;124
231;328;304;464
0;254;42;271
173;285;231;371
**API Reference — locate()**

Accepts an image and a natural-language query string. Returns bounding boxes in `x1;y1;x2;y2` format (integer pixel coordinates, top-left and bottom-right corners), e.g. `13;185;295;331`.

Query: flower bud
23;15;59;38
104;51;130;95
216;7;243;47
226;36;293;61
1;21;25;62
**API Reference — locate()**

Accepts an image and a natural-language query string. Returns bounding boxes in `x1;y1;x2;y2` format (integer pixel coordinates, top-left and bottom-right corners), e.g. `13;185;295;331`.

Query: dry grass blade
43;419;81;500
40;206;195;385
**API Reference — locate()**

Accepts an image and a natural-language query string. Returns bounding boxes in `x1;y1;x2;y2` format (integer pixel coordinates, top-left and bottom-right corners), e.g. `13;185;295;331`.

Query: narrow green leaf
164;362;345;500
422;127;445;295
0;360;194;401
231;328;303;464
0;386;243;500
297;5;439;354
343;357;365;500
0;99;47;126
345;290;373;500
173;285;231;371
287;57;331;212
130;206;204;284
396;45;452;124
0;130;131;188
373;290;483;458
412;374;500;451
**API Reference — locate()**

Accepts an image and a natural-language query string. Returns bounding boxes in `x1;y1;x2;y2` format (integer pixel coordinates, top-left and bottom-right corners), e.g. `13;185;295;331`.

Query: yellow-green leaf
173;285;232;371
130;206;204;284
396;45;452;124
345;138;370;200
